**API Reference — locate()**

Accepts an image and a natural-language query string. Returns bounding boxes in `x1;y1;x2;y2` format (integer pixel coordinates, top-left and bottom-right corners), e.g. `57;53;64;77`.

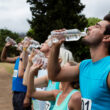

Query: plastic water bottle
27;44;41;53
50;28;87;42
32;51;47;69
5;36;18;47
23;37;30;43
30;39;40;45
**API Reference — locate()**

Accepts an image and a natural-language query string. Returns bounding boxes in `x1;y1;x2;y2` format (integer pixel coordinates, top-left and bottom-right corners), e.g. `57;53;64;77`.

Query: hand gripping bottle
5;36;18;47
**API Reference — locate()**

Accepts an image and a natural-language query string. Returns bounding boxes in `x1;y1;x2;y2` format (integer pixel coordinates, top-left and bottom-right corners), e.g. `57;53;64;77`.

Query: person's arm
23;49;37;85
48;39;79;82
22;41;30;69
34;75;48;88
107;72;110;89
68;92;81;110
27;63;59;101
1;42;18;63
18;52;25;78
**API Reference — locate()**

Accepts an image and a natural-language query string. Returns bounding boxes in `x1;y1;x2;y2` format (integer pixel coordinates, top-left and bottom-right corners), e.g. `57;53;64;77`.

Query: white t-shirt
33;69;47;110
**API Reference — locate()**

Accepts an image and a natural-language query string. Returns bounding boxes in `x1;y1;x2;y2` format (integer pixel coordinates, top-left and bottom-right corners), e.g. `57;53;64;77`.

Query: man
48;14;110;110
1;41;31;110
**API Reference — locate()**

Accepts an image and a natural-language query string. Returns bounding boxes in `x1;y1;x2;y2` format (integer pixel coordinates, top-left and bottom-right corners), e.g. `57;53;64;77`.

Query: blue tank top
12;57;27;92
45;80;60;110
79;56;110;110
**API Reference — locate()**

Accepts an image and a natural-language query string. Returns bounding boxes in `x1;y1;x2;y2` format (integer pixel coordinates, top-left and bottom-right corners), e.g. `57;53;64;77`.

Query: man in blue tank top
48;14;110;110
1;41;31;110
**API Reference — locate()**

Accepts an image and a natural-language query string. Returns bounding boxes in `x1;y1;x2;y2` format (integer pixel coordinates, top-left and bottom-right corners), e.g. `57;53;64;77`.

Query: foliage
87;17;101;27
0;29;22;59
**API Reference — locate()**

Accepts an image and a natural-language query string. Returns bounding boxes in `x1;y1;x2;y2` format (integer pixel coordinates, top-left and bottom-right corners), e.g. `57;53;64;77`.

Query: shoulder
68;91;81;109
80;59;91;69
70;91;81;102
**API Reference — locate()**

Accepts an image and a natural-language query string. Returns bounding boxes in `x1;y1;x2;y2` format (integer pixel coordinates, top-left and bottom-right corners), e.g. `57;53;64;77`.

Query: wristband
20;58;23;61
23;47;27;51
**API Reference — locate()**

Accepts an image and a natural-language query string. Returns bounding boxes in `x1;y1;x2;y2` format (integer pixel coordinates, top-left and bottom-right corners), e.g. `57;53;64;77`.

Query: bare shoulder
68;91;81;110
71;91;81;102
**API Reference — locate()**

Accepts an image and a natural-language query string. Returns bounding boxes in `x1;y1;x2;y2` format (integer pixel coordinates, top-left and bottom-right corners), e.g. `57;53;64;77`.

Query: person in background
23;38;75;110
27;61;81;110
1;40;31;110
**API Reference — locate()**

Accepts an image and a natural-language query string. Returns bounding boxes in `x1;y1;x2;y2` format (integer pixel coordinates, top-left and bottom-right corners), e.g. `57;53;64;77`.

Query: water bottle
50;28;87;42
30;39;40;46
27;44;41;53
23;37;30;43
17;44;23;51
5;36;18;47
32;51;47;69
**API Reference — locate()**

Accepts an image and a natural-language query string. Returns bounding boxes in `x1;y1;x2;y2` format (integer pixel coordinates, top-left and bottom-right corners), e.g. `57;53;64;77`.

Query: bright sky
0;0;110;33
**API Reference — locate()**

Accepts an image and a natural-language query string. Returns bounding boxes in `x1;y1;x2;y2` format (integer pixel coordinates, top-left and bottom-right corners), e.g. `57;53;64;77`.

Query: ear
103;35;110;42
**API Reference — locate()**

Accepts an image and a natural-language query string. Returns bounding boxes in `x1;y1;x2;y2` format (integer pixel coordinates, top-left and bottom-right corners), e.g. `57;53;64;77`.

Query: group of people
1;13;110;110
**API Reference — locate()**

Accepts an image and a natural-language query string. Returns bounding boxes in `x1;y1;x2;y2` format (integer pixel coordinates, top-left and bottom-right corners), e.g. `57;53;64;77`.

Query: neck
44;51;50;58
90;44;108;62
61;82;73;94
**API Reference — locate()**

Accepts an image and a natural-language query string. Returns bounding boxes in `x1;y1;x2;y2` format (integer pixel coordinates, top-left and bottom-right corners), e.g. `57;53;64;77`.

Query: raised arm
1;42;18;63
23;49;36;85
18;52;25;78
27;63;59;101
34;75;48;88
48;39;79;82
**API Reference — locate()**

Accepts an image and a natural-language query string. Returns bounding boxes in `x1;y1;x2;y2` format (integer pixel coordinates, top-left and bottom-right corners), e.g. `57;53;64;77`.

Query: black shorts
12;91;31;110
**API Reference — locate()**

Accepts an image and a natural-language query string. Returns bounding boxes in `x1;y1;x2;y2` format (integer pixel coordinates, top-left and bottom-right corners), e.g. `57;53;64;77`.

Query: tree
87;17;101;27
27;0;88;61
0;29;22;59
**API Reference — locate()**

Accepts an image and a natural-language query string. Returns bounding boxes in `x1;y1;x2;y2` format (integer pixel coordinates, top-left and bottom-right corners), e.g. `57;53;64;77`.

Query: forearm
18;53;25;78
27;72;35;98
34;75;48;88
1;46;8;61
22;50;29;69
48;45;61;80
23;61;32;85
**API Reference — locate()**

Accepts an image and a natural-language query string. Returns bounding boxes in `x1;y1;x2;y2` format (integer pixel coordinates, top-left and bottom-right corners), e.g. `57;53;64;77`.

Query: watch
20;58;23;61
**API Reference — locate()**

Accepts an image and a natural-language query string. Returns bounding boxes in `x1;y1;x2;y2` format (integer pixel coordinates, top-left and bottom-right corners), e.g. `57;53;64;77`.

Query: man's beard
81;37;102;47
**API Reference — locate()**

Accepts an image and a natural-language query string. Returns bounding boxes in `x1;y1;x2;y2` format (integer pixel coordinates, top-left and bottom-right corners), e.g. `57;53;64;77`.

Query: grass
0;62;14;74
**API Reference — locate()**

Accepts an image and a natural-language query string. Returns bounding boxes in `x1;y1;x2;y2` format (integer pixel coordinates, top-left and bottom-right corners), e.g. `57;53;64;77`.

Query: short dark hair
103;14;110;35
103;14;110;55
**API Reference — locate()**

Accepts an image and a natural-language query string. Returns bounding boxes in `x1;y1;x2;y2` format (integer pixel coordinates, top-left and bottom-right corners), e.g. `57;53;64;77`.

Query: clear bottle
30;39;40;46
27;44;41;53
50;28;87;42
23;37;30;43
32;51;47;69
5;36;18;47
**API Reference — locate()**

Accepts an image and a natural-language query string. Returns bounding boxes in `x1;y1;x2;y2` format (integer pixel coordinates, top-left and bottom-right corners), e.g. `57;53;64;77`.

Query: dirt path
0;66;13;110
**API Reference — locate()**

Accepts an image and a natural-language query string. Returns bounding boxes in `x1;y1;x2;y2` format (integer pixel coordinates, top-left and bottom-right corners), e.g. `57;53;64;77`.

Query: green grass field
0;62;14;74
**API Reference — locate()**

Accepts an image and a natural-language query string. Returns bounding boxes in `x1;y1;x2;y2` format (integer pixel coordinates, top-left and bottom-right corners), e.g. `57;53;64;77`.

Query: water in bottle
5;36;18;47
27;44;41;53
50;28;87;42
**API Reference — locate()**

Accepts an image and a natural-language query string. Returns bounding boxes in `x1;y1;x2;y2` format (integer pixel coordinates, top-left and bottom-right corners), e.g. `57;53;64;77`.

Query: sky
0;0;110;33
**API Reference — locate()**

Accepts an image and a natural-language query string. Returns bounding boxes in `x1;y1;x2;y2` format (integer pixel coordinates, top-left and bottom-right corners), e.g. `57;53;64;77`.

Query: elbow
18;73;24;78
48;70;60;81
1;58;5;62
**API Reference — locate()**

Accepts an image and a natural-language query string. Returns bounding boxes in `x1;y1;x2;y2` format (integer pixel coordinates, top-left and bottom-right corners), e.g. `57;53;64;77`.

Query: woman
27;61;81;110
